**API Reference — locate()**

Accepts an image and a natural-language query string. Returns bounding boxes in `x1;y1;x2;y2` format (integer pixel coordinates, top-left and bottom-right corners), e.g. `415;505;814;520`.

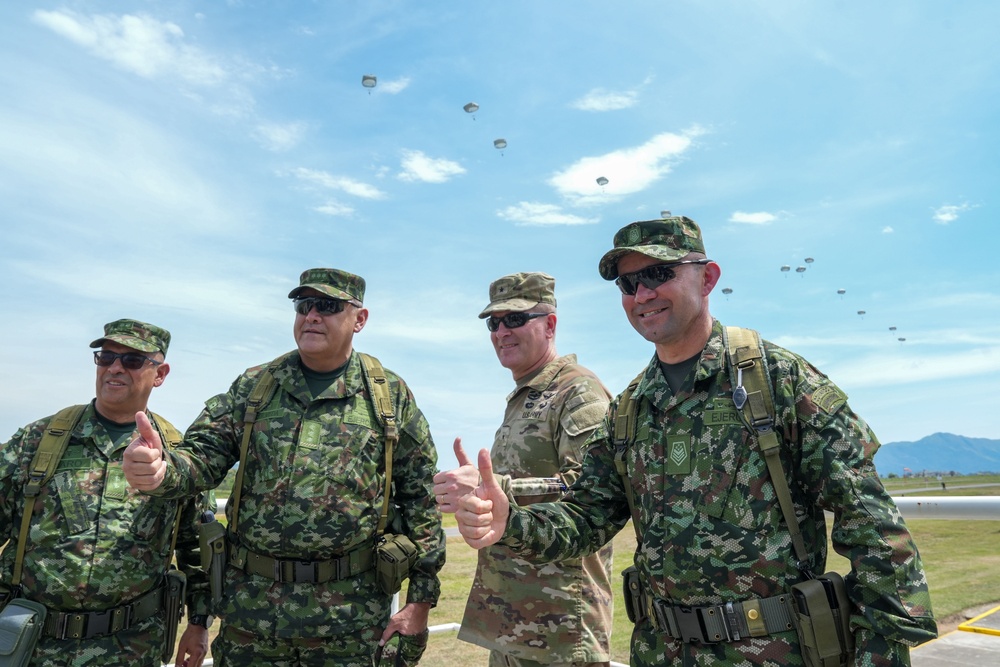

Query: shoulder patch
204;393;231;420
812;384;847;414
561;400;609;437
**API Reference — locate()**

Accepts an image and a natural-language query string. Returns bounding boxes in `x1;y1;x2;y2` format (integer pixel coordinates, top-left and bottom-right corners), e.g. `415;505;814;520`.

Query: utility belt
624;568;794;644
228;540;375;584
40;585;164;641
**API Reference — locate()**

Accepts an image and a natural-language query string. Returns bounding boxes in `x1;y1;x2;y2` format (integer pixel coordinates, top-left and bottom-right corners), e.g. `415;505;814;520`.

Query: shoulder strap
230;368;278;535
148;412;186;559
359;353;399;537
13;405;88;586
723;326;809;566
612;371;645;545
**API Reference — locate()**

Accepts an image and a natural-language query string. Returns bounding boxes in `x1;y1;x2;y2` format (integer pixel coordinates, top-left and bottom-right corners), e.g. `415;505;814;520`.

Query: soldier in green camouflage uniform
122;269;445;667
0;319;213;667
434;272;614;667
456;218;937;667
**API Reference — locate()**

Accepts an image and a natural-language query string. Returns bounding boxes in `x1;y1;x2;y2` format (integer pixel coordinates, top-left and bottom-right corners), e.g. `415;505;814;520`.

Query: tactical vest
11;405;184;590
228;352;400;538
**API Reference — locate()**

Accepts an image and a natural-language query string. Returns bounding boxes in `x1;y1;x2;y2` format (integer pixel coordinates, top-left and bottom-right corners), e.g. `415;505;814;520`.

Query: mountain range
874;433;1000;476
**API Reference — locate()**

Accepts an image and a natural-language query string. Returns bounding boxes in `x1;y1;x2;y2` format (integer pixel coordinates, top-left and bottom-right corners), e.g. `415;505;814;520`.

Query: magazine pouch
791;572;854;667
375;534;419;596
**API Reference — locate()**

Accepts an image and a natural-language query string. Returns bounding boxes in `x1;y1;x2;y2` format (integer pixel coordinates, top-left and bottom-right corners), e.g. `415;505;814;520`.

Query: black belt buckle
83;609;112;639
674;606;706;644
292;560;318;583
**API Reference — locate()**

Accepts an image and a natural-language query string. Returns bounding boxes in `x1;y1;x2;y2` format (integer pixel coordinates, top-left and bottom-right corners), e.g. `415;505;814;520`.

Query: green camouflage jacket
0;402;212;619
458;354;614;662
502;321;936;667
150;350;445;638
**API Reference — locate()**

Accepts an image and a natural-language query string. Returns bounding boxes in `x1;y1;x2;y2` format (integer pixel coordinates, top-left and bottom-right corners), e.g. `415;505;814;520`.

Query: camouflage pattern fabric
501;322;936;667
0;402;212;666
213;622;383;666
459;355;615;663
148;349;445;641
374;629;429;666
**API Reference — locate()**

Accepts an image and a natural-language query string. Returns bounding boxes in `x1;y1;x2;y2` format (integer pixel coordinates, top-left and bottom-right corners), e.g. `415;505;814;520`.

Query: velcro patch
812;385;847;414
705;407;741;426
666;436;691;475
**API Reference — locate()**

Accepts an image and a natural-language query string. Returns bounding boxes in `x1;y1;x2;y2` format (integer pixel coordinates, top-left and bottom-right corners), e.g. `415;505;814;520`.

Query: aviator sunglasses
293;296;350;316
486;312;548;332
93;350;162;370
615;259;711;296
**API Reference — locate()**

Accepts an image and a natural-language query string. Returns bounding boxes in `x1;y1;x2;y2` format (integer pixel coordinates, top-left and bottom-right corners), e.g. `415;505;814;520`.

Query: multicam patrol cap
89;319;171;355
288;268;366;304
478;272;556;318
598;216;707;280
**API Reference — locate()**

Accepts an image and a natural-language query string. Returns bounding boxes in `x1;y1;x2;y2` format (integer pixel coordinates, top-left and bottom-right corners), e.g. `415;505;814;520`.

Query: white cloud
313;201;354;216
882;226;894;233
548;127;704;205
932;202;972;224
397;150;465;183
289;167;385;199
379;77;411;94
571;87;638;111
32;10;227;86
252;122;307;152
497;202;599;227
729;211;777;225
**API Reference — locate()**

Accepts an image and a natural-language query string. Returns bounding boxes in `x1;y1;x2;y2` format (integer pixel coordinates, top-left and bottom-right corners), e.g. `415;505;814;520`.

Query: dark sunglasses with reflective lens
93;350;162;370
293;296;349;316
615;259;711;296
486;312;548;332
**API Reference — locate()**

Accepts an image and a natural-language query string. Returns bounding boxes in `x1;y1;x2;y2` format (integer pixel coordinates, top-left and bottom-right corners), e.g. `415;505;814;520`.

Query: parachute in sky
661;210;672;218
493;138;507;156
596;176;609;187
889;326;897;332
837;288;846;296
463;102;479;119
857;310;866;317
795;266;807;273
805;257;815;264
361;74;377;93
780;265;791;273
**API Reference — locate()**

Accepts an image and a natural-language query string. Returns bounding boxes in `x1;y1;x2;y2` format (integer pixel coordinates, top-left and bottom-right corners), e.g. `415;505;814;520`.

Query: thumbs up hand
432;438;481;513
456;448;509;549
122;411;167;491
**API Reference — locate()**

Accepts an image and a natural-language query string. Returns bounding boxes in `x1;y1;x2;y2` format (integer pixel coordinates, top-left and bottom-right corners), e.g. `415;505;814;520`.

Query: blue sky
2;1;998;473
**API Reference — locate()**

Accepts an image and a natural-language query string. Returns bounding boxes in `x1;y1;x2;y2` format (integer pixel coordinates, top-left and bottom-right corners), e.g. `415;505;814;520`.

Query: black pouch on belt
160;569;187;664
0;598;47;667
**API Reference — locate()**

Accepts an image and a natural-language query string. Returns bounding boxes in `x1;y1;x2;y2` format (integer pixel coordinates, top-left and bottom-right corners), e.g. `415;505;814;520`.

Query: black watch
189;614;211;628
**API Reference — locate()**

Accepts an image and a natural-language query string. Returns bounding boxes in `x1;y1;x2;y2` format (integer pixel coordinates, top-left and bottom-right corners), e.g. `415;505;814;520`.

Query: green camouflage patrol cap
89;318;171;355
288;268;365;304
598;216;707;280
478;272;556;318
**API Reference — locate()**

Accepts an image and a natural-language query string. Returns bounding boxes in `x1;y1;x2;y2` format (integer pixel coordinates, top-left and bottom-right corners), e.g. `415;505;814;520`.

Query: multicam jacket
502;322;937;667
0;402;212;664
149;350;445;638
458;354;614;662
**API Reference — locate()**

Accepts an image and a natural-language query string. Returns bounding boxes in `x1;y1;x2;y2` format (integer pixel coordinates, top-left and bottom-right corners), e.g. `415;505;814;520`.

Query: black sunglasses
486;312;548;332
93;350;162;370
293;297;349;316
615;259;711;296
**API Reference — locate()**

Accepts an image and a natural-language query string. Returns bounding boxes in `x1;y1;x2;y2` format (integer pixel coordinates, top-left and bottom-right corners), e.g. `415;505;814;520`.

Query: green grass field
200;473;1000;666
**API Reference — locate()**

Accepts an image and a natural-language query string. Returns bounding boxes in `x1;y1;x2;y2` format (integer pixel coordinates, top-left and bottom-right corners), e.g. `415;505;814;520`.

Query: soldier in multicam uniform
434;272;614;667
122;269;445;667
456;218;937;667
0;319;213;667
